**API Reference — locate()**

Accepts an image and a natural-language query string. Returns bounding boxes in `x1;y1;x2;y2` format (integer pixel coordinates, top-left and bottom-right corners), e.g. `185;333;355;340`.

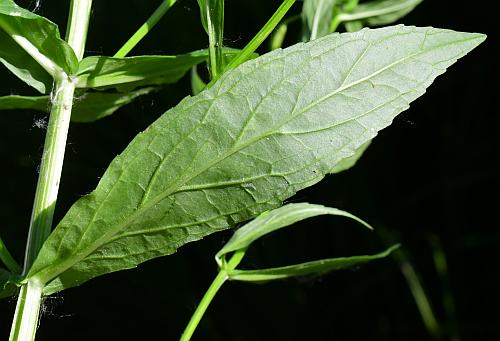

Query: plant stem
114;0;177;58
180;250;246;341
225;0;297;72
10;1;93;340
0;235;21;274
205;0;224;80
8;280;44;341
21;77;76;272
65;0;93;60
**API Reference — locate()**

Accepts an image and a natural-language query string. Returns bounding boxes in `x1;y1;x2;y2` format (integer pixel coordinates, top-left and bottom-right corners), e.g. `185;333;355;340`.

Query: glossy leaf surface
27;26;484;295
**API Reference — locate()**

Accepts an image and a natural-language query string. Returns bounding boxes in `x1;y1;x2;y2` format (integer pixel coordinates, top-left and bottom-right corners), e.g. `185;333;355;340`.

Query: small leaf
330;140;371;173
340;0;422;27
228;244;400;282
28;26;484;295
302;0;336;40
0;0;78;92
0;268;19;299
217;203;372;265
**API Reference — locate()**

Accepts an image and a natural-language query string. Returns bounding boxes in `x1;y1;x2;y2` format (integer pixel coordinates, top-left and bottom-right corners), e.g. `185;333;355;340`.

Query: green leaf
340;0;422;27
75;49;243;91
28;26;485;295
0;94;48;111
345;20;364;32
0;0;78;92
0;234;21;274
217;203;372;265
75;51;207;91
71;88;157;122
228;244;399;282
0;88;155;122
190;65;207;95
0;267;19;299
330;140;370;173
302;0;336;40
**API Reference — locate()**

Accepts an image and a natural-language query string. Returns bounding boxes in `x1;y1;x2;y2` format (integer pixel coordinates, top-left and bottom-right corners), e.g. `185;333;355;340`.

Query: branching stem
180;250;246;341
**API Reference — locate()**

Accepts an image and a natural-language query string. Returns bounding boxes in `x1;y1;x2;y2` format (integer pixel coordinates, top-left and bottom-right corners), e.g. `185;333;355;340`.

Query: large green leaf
302;0;336;40
0;0;78;92
216;203;371;265
228;244;399;282
0;88;156;122
27;26;484;295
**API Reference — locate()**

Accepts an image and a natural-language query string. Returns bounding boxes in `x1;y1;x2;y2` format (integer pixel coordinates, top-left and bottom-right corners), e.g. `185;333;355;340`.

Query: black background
0;0;498;340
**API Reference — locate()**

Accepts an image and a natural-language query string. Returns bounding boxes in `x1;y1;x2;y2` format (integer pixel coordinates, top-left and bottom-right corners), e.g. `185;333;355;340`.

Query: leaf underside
26;25;484;295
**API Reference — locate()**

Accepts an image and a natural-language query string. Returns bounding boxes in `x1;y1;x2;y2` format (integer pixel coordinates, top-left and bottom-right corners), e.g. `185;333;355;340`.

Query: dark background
1;0;498;340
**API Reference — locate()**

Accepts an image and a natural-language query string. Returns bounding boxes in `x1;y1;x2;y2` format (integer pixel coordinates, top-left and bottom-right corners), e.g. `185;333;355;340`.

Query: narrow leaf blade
217;203;372;263
228;244;400;282
28;26;484;295
75;49;242;91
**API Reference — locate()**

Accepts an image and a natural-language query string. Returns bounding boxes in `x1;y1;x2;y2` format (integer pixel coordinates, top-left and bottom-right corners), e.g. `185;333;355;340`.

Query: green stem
114;0;177;58
180;250;246;341
0;235;21;274
204;0;224;80
225;0;297;72
9;1;93;340
8;280;44;341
